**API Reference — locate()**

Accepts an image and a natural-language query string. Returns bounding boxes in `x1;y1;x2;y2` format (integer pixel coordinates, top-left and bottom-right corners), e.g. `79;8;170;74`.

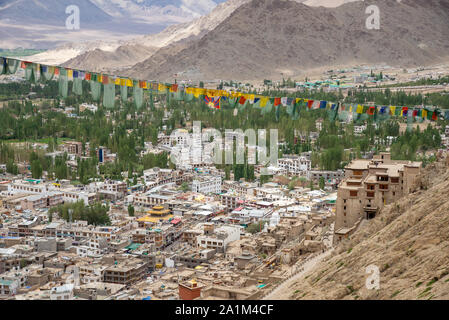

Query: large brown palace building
334;153;421;243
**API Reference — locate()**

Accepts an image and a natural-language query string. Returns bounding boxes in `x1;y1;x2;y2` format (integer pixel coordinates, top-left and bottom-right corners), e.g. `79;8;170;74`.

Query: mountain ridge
38;0;249;69
0;0;229;49
124;0;449;81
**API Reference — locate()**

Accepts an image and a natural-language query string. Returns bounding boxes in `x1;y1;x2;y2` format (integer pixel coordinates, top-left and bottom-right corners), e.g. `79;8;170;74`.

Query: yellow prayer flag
422;109;428;118
260;97;269;107
115;78;121;85
98;75;103;83
356;104;363;114
193;88;206;97
67;69;73;79
390;106;396;115
126;79;133;87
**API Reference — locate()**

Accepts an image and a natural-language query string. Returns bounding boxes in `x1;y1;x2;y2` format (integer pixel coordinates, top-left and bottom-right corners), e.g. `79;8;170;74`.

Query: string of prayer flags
1;56;445;125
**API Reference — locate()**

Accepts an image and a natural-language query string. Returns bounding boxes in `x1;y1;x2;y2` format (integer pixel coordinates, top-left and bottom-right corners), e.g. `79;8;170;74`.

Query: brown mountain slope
126;0;449;81
62;44;158;73
274;158;449;300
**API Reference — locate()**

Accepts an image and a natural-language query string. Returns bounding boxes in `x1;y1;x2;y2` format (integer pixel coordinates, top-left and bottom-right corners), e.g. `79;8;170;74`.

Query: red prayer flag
432;111;437;121
239;96;247;105
307;100;314;109
274;97;281;107
54;68;59;75
85;73;91;81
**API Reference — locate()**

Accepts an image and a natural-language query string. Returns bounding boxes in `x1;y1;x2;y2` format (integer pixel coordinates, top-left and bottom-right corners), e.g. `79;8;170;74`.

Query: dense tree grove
0;80;447;182
49;201;110;226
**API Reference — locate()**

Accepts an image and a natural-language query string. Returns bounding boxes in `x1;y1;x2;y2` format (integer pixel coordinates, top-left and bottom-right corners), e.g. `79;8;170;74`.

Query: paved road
262;249;334;300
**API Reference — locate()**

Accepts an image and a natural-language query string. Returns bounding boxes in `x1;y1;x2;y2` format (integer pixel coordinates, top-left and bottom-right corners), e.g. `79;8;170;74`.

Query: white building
61;189;96;206
354;124;367;135
50;284;74;300
197;224;241;252
192;176;222;194
277;155;311;175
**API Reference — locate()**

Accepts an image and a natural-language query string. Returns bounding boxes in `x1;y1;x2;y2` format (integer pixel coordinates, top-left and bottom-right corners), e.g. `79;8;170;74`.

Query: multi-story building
134;193;173;208
60;141;83;157
196;223;241;252
192;176;222;194
334;153;421;243
8;181;49;195
277;155;311;175
0;278;19;296
307;170;345;183
219;193;244;210
103;259;148;285
60;189;97;206
20;191;63;210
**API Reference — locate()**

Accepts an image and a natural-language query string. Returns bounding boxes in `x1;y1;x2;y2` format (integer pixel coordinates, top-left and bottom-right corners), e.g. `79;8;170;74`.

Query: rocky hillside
275;156;449;300
28;0;248;70
126;0;449;81
62;44;158;72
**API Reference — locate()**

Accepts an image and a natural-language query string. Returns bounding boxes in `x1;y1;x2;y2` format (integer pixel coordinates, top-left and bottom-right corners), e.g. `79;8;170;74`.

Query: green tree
31;159;43;179
246;221;266;234
6;159;18;175
180;182;190;192
319;176;325;190
128;204;135;217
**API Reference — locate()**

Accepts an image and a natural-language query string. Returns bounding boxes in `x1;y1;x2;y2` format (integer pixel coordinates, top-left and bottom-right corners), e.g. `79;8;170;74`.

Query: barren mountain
274;157;449;300
125;0;449;81
27;0;248;70
0;0;228;49
132;0;250;48
62;44;158;72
